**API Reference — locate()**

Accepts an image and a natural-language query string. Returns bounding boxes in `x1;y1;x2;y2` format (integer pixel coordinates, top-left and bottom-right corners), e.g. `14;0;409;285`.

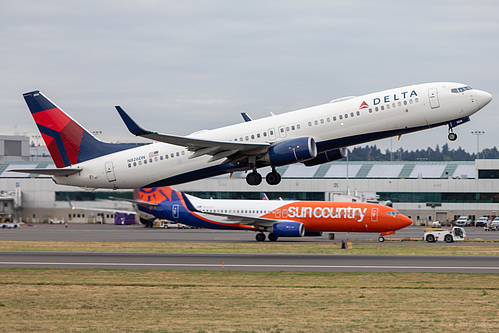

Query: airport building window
184;191;324;201
378;191;499;203
478;169;499;179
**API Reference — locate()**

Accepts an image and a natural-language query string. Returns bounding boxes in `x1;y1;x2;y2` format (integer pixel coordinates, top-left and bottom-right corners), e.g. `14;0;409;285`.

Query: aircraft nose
475;90;493;108
400;215;413;228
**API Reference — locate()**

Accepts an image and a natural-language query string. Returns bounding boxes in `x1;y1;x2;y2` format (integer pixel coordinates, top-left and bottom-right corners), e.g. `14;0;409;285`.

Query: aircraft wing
115;106;270;162
181;193;284;228
66;195;137;214
7;168;82;176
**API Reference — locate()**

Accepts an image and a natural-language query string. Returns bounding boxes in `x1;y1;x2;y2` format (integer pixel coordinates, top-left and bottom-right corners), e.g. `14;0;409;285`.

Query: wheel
268;233;278;242
246;171;262;186
448;132;457;141
378;236;385;242
426;234;436;243
256;233;266;242
444;234;453;243
266;171;281;185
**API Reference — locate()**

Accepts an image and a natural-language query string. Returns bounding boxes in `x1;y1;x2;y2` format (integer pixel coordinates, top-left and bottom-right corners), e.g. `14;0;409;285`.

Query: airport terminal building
1;135;498;225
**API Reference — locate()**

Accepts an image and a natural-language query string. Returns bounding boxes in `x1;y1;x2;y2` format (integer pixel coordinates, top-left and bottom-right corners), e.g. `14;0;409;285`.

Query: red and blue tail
23;90;137;168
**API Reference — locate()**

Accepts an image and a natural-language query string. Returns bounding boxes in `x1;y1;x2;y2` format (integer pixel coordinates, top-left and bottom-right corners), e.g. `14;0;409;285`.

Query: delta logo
359;101;369;110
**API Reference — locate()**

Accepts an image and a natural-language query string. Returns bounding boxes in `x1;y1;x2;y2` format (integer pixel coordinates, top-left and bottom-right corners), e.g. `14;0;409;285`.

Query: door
105;161;116;182
172;204;180;221
268;128;276;141
278;125;287;138
371;208;378;222
428;88;440;109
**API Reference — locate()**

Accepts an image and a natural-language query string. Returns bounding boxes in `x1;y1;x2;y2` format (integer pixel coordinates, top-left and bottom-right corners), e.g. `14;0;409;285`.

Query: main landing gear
246;168;281;186
255;232;278;242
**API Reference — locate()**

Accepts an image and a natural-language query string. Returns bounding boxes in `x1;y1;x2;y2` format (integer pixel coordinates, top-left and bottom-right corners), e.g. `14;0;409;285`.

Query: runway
0;252;498;273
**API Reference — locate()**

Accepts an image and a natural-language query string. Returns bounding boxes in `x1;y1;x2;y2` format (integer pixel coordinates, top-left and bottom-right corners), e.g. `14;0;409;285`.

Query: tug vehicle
423;227;466;243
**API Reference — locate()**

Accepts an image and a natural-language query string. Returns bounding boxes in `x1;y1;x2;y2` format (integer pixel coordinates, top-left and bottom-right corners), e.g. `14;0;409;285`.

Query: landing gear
268;233;278;242
448;125;457;141
245;168;282;186
266;168;281;185
256;233;266;242
246;171;262;186
378;236;385;242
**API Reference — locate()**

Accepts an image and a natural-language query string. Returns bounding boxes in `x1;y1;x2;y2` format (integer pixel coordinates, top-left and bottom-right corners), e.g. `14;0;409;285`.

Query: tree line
347;143;499;161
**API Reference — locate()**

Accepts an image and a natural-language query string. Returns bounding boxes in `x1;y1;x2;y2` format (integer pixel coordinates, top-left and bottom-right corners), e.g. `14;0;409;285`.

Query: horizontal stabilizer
108;197;158;209
8;168;82;176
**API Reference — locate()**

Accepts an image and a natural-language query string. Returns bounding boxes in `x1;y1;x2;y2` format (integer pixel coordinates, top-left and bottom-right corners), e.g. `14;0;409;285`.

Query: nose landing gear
448;124;457;141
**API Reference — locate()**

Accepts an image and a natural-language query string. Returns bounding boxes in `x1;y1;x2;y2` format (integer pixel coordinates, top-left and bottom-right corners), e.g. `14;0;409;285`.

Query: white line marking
0;262;497;270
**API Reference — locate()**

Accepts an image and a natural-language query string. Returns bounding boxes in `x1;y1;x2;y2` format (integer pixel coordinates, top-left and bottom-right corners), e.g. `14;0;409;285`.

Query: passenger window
308;122;312;126
415;98;419;103
392;103;396;108
409;99;413;104
404;101;407;105
280;128;284;133
356;111;360;116
344;114;348;119
398;102;401;106
314;120;318;125
381;106;384;110
165;155;168;159
257;133;260;138
133;162;137;166
128;163;131;168
286;127;290;131
375;107;379;111
263;132;267;136
176;152;179;157
149;158;152;163
181;151;185;155
339;115;343;120
291;126;295;130
369;108;372;113
333;116;337;121
171;153;174;158
320;119;324;124
251;135;255;139
350;112;354;117
245;136;249;141
386;104;390;109
327;117;330;122
160;156;163;160
144;160;147;164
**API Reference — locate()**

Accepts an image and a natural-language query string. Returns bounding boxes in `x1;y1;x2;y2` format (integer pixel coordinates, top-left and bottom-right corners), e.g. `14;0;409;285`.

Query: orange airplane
127;187;413;242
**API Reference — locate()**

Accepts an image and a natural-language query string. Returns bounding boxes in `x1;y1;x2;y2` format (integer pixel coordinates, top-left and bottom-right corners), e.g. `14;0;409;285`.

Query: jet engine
302;148;347;166
272;222;305;237
263;137;317;166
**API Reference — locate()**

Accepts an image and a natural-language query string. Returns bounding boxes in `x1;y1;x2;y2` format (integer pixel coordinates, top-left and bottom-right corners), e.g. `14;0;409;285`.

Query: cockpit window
451;86;472;93
386;210;400;216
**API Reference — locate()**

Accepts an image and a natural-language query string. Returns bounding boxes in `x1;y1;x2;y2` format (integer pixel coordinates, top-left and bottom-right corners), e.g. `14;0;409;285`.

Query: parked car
475;216;489;227
454;216;472;227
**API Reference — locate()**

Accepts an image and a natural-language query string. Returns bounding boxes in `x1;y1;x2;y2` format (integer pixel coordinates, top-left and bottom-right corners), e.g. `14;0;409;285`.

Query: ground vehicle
423;227;466;243
484;219;499;231
454;216;472;227
475;216;489;227
431;221;441;228
1;222;22;228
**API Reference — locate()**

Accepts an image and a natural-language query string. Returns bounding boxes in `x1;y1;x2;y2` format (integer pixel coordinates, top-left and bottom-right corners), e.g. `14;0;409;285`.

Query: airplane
14;83;492;188
119;186;413;242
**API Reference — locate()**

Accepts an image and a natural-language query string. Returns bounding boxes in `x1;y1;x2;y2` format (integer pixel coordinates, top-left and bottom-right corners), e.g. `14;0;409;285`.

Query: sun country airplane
120;187;413;242
14;83;492;188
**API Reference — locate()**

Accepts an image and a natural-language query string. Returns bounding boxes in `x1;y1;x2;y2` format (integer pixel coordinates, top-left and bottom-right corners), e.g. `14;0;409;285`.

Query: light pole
471;131;485;159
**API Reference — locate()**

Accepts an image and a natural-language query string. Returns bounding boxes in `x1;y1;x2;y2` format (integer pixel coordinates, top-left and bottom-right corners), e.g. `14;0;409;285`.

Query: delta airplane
124;187;413;242
15;83;492;188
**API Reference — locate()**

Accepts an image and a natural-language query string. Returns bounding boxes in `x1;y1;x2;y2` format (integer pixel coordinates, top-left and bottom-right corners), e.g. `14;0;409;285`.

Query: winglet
180;192;199;212
115;106;153;136
241;112;252;122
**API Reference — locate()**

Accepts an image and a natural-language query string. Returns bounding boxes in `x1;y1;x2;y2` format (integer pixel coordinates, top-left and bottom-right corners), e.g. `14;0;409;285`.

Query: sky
1;0;498;154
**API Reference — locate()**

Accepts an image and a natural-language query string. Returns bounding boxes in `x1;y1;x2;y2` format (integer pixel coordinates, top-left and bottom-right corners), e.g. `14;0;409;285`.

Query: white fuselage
53;82;490;189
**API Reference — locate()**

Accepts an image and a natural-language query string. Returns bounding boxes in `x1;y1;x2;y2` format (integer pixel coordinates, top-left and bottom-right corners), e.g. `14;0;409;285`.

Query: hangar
1;135;498;225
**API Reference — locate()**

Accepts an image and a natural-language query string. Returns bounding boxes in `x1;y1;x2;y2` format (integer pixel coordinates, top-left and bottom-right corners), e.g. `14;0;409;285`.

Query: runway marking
0;261;498;271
